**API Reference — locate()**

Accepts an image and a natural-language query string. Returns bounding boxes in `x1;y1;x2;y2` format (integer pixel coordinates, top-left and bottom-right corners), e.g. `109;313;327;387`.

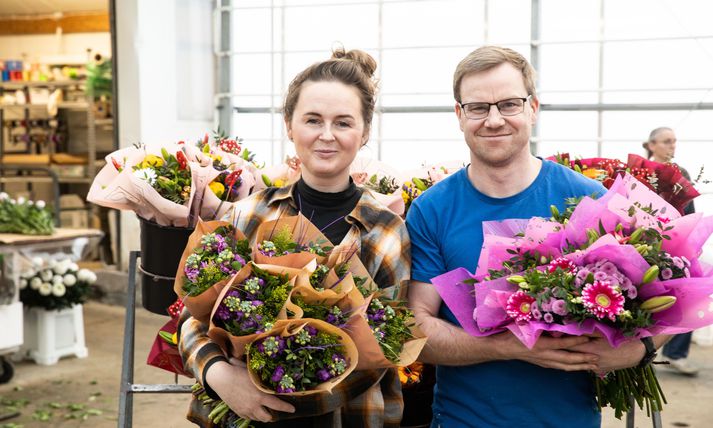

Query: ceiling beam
0;12;109;35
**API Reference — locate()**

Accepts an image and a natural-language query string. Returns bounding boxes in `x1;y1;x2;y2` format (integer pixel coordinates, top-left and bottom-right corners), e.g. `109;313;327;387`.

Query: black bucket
139;217;194;315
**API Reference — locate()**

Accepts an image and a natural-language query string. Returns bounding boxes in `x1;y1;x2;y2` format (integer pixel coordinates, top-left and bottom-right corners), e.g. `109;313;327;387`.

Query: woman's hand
205;358;296;422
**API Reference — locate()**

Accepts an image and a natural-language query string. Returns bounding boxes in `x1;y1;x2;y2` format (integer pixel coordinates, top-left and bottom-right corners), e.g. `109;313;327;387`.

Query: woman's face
287;80;367;190
648;129;677;162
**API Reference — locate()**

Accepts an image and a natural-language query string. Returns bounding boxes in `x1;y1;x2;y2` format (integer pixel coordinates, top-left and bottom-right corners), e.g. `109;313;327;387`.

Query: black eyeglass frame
459;94;533;120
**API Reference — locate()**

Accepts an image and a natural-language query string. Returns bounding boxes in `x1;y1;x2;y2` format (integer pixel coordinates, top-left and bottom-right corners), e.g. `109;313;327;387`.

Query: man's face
649;129;677;162
455;63;539;168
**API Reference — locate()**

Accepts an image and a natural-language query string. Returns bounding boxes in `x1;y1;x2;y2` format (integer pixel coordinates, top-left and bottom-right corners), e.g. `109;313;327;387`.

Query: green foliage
0;196;54;235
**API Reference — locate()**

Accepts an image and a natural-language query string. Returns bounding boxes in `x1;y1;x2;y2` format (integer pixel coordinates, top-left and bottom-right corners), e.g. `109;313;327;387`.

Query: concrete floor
1;301;713;427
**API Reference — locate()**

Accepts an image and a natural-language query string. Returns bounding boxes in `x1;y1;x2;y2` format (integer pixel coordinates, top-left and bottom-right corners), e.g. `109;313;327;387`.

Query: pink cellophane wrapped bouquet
431;173;713;418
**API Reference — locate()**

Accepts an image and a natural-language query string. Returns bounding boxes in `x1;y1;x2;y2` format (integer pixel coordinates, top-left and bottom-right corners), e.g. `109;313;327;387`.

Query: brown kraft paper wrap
246;318;358;395
326;240;378;294
207;263;302;359
253;213;333;266
173;219;249;324
347;293;427;371
289;282;367;321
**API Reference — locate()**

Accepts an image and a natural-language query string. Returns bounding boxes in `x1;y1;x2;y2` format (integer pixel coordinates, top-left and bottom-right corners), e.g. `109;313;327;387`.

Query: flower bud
642;265;660;284
640;295;676;313
506;275;526;284
550;205;560;219
628;227;644;245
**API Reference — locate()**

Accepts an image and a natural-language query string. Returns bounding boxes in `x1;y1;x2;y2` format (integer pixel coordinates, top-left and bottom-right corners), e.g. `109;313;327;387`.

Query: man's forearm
416;313;502;366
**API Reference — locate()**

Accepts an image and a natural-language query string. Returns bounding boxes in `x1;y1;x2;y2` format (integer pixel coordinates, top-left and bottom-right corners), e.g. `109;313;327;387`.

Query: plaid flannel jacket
178;183;411;427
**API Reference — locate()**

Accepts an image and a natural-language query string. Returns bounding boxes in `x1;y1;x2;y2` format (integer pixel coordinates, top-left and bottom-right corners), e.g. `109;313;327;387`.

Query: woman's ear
286;121;293;141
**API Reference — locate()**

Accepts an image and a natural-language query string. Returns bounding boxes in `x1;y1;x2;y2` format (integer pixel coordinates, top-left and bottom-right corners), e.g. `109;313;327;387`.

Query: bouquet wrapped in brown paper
253;213;334;267
194;318;359;427
173;219;251;324
207;262;306;359
346;291;427;371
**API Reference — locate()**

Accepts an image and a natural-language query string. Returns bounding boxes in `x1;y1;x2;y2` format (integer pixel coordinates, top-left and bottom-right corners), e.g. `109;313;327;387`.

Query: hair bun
332;47;377;78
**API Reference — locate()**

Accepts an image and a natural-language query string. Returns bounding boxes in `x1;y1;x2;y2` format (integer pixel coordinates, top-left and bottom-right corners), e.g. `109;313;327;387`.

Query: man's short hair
453;45;537;103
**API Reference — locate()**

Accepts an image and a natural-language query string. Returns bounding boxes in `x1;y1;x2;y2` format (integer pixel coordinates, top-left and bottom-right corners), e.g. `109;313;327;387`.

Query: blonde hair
453;45;537;103
283;48;378;134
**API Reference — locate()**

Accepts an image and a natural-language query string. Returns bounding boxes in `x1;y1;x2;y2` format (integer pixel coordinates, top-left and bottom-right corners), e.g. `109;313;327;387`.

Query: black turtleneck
293;177;362;245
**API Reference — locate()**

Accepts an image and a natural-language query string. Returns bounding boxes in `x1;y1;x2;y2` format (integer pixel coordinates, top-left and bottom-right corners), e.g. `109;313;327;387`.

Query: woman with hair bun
179;48;411;427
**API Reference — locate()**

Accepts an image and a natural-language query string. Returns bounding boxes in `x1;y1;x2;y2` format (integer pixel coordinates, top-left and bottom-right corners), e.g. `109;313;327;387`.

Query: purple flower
625;285;638;299
271;365;286;383
672;257;684;269
531;308;542;320
681;256;691;267
600;262;617;275
276;385;295;393
215;234;227;252
684;268;690;278
543;313;554;323
576;269;590;281
594;271;608;281
305;326;318;337
316;369;332;382
551;299;568;316
184;267;200;282
661;268;673;280
215;305;232;322
540;300;552;312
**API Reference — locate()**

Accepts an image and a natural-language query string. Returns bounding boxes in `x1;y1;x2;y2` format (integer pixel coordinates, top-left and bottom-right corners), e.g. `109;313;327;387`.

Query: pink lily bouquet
432;173;713;418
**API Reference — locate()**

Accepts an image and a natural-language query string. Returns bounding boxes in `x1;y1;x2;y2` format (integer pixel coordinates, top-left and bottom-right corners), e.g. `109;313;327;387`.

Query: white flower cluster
19;257;96;298
0;192;45;209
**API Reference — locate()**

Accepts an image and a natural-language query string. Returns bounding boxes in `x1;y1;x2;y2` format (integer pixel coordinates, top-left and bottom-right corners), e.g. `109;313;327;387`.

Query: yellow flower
209;153;223;162
209;181;225;198
139;154;164;169
273;178;286;187
582;168;604;179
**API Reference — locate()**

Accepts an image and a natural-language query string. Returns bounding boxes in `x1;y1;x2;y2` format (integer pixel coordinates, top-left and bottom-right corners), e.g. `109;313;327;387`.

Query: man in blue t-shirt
406;46;668;428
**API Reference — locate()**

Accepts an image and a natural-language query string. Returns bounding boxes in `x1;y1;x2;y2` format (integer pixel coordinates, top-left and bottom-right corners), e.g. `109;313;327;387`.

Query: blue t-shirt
406;160;606;428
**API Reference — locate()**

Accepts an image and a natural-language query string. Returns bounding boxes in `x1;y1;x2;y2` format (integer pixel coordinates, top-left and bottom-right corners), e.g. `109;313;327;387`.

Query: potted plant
18;257;96;365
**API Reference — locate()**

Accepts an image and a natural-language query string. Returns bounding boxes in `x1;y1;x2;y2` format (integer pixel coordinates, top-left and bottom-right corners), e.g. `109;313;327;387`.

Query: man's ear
455;102;466;132
528;95;540;126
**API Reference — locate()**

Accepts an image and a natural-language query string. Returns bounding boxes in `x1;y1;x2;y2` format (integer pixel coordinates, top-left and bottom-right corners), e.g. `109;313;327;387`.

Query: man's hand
569;336;646;373
205;358;296;422
493;332;600;372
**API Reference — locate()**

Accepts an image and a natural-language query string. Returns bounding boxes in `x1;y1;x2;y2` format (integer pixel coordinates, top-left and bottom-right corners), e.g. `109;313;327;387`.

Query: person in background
406;45;669;428
178;48;411;427
643;126;698;376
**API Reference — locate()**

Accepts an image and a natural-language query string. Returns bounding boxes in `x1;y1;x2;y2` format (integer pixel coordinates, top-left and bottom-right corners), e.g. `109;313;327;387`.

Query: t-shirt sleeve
406;201;446;284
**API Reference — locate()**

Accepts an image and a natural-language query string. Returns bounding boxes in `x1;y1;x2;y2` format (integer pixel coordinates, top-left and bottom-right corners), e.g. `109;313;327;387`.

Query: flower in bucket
133;147;192;205
182;225;251;297
20;257;96;311
0;193;54;235
208;169;245;203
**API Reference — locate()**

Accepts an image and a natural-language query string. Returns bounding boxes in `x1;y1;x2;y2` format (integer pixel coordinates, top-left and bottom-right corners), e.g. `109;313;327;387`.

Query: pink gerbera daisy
581;280;625;321
506;291;536;322
547;257;577;273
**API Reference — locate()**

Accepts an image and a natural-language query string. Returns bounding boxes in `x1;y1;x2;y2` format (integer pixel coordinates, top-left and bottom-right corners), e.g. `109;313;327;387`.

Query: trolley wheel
0;357;14;384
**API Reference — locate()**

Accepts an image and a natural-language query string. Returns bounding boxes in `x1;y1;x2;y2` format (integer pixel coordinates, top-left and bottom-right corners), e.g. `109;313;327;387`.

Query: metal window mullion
530;0;541;154
216;0;232;136
596;0;606;157
376;0;384;160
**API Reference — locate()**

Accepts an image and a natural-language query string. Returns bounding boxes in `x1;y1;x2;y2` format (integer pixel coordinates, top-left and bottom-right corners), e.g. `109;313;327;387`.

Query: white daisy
133;168;158;186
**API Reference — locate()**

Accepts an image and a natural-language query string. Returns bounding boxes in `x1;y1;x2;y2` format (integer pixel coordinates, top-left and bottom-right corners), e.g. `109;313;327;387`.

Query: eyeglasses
459;95;532;120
